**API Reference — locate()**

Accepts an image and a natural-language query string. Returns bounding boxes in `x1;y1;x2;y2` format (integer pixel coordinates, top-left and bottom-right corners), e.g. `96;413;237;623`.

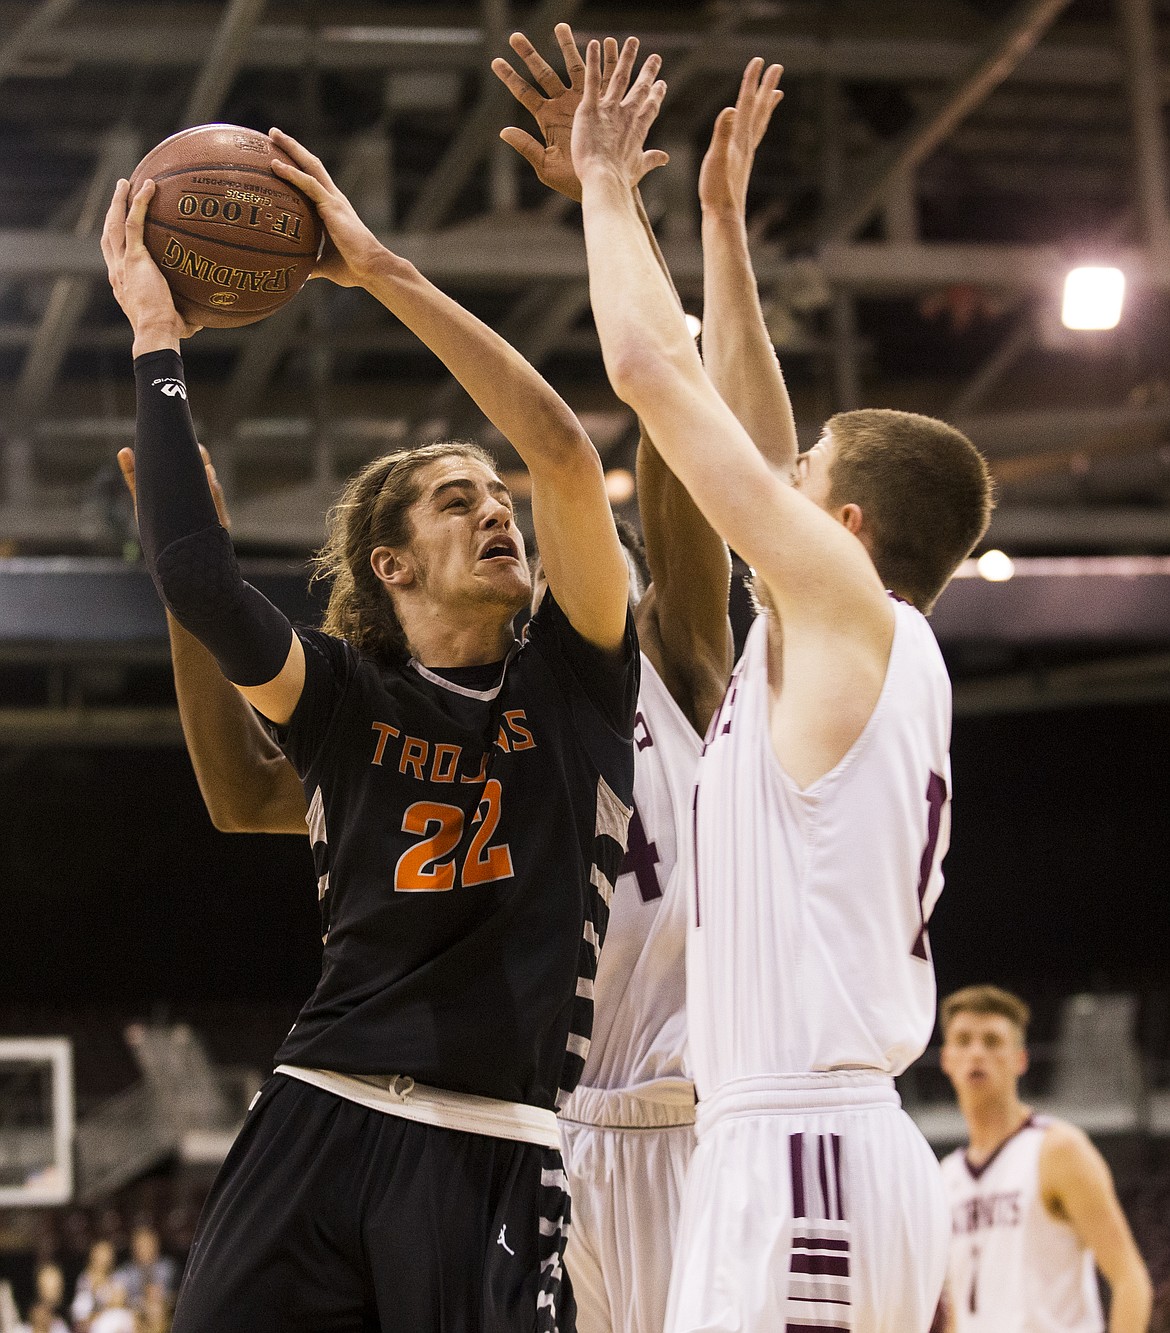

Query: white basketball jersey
686;600;952;1090
941;1116;1105;1333
560;654;701;1107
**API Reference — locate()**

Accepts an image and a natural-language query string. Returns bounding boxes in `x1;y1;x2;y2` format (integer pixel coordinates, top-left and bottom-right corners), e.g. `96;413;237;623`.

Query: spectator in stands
71;1239;118;1330
22;1264;68;1333
17;1305;61;1333
88;1282;136;1333
113;1226;175;1315
139;1282;173;1333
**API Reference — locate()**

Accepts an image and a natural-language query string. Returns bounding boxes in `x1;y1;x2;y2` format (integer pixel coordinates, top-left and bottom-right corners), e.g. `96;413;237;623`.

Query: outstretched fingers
735;56;766;115
751;63;784;141
492;55;545;116
604;35;640;104
508;30;566;96
581;38;602;104
601;36;620;93
623;50;663;109
554;23;586;87
498;126;545;172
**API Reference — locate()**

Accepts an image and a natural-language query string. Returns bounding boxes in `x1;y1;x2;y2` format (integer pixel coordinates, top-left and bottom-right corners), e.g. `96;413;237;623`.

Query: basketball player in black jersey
101;128;641;1333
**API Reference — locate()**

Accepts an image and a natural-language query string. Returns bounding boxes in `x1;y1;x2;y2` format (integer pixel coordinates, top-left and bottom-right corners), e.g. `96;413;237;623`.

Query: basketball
127;124;323;329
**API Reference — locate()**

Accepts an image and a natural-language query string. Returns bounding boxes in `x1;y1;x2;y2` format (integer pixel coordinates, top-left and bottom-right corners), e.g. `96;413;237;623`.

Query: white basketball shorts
559;1080;697;1333
665;1072;948;1333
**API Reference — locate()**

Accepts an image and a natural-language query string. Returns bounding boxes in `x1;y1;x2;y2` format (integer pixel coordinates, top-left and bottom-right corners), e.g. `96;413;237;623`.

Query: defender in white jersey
940;986;1151;1333
495;27;734;1332
573;44;994;1331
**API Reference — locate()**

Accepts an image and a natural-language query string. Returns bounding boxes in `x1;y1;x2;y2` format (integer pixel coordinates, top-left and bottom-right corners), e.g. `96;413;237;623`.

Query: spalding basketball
128;124;323;329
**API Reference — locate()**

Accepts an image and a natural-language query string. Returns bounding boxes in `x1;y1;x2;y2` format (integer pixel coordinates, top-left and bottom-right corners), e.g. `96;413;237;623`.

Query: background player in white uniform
939;985;1151;1333
572;41;995;1332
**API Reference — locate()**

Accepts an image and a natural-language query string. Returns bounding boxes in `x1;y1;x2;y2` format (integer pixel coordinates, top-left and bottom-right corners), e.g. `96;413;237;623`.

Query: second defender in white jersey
558;654;705;1333
495;27;739;1333
572;42;994;1332
940;986;1151;1333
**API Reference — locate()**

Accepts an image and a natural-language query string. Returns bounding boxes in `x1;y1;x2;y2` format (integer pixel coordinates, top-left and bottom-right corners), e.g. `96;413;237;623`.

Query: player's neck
401;604;515;670
963;1092;1033;1164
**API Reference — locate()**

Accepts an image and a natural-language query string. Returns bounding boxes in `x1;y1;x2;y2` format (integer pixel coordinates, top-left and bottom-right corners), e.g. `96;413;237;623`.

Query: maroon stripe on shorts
791;1236;849;1251
786;1324;849;1332
818;1136;832;1220
832;1133;845;1220
790;1254;849;1277
789;1132;806;1217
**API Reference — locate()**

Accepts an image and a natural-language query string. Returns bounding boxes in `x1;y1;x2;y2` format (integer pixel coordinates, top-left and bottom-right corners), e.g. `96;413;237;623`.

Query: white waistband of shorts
697;1071;899;1136
558;1078;697;1129
275;1065;561;1149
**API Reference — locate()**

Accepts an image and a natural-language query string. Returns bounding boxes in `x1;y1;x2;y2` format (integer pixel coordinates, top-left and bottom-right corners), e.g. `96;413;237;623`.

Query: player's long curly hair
311;441;497;669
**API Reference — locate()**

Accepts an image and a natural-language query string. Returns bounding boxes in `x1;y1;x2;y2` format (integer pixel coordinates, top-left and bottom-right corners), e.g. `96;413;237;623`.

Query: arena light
977;549;1016;582
605;468;636;504
684;313;703;340
1061;267;1125;330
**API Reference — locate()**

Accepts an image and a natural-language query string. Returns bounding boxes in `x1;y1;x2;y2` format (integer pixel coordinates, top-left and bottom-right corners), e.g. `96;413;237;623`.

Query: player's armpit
169;616;308;835
1039;1124;1152;1333
236;631;306;730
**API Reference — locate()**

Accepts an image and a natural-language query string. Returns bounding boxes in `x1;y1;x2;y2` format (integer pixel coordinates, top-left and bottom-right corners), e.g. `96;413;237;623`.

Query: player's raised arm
102;178;306;727
1039;1124;1153;1333
118;446;308;836
573;41;888;637
496;24;731;729
700;58;798;478
268;127;628;655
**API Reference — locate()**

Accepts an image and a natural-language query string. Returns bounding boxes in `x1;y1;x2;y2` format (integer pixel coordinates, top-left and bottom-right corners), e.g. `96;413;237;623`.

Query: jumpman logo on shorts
497;1224;515;1255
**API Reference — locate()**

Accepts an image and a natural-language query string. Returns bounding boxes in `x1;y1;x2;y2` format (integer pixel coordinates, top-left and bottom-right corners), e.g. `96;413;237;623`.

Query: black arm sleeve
134;348;293;687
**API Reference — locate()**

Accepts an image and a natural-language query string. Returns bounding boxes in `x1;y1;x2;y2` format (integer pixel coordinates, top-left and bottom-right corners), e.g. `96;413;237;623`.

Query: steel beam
11;228;1165;294
0;0;79;85
0;707;183;746
1115;0;1170;260
403;0;583;233
984;504;1170;547
181;0;269;128
1;19;1143;88
817;0;1076;244
12;127;140;423
953;654;1170;715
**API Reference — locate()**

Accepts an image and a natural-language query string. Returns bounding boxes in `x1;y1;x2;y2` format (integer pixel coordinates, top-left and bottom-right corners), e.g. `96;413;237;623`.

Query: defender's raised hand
571;38;668;193
101;178;201;350
492;24;634;202
699;58;784;220
118;444;230;529
268;128;387;288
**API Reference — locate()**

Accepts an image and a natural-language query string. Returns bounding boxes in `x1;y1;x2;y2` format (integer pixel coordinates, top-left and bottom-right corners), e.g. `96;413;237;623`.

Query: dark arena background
2;0;1170;1329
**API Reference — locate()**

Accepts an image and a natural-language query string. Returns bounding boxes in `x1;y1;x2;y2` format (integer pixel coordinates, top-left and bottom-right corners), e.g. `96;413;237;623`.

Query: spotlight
977;549;1015;582
1062;267;1125;330
605;468;636;504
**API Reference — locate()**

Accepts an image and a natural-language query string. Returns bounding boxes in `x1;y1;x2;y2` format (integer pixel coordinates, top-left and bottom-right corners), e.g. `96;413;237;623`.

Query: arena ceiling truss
2;0;1170;735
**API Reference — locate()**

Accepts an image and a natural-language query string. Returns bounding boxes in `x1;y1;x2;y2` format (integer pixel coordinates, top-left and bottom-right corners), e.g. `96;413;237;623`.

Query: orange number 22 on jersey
394;780;514;892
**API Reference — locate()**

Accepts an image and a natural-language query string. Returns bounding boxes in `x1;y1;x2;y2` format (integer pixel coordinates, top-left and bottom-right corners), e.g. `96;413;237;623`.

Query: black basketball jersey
268;593;638;1111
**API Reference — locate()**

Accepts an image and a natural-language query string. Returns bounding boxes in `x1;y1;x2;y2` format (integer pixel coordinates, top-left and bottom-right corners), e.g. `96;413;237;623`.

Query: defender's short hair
825;409;994;613
941;985;1031;1039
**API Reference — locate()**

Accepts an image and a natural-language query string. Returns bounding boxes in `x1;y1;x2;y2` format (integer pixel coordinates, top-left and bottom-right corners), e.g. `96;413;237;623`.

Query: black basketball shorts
171;1073;575;1333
